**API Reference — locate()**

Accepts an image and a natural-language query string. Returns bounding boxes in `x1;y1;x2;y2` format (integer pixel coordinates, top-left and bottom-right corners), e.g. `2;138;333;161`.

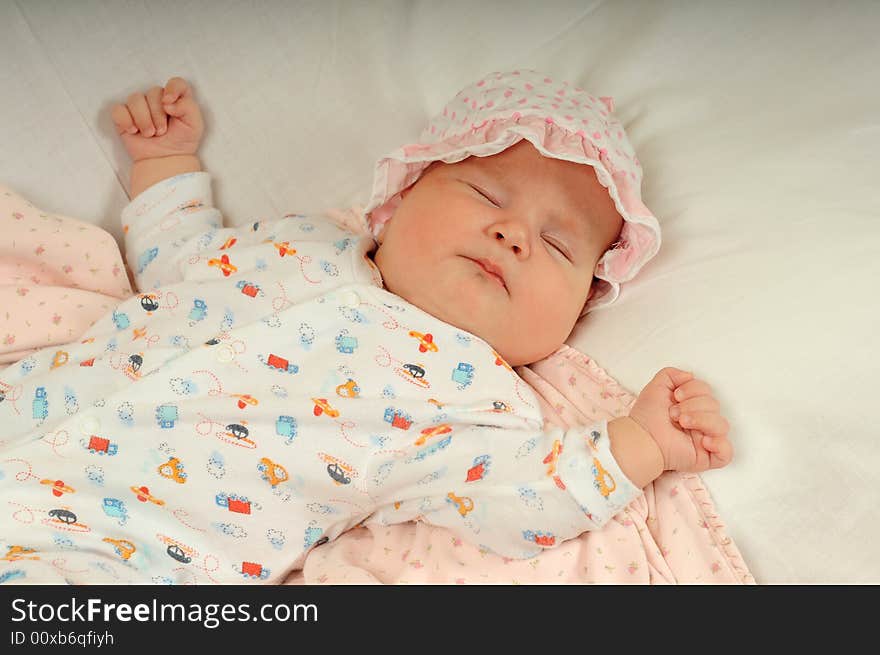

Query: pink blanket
0;185;132;371
0;191;753;584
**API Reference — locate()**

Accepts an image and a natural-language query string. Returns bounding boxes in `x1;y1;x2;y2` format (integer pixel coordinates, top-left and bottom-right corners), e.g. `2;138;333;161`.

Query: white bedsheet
1;0;877;583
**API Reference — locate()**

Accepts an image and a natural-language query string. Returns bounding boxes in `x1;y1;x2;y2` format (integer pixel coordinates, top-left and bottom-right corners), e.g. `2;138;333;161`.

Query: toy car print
139;294;160;312
522;530;556;547
451;362;475;388
86;435;118;456
326;462;351;485
128;354;143;374
157;457;187;483
257;457;289;487
445;492;474;517
335;379;360;398
112;310;131;330
103;538;136;561
402;363;426;379
156;404;179;428
383;407;413;430
335;333;358;354
238;561;270;580
32;387;48;420
236;280;262;297
226;423;250;440
265;353;299;374
304;525;325;549
215;492;256;515
48;509;77;525
166;544;192;564
102;498;129;523
275;415;298;443
188;298;208;322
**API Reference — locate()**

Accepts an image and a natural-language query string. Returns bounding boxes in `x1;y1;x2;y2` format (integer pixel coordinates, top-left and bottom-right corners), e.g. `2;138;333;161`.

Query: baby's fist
111;77;204;162
628;368;733;474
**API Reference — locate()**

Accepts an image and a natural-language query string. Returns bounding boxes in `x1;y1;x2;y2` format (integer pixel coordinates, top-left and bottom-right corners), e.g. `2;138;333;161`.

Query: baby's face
373;140;623;366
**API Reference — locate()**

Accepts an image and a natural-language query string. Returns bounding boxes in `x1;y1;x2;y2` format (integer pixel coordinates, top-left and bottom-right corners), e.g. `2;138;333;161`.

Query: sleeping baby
0;70;732;584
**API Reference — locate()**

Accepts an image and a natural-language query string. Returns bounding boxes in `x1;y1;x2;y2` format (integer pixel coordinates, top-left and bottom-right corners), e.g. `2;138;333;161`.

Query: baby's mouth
464;257;508;292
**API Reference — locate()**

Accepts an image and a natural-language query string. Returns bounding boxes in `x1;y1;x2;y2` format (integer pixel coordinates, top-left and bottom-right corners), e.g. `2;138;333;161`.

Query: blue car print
32;387;48;420
451;363;475;389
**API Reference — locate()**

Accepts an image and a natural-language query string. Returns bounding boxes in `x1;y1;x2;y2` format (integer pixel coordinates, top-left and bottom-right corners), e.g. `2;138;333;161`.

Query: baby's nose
493;224;529;256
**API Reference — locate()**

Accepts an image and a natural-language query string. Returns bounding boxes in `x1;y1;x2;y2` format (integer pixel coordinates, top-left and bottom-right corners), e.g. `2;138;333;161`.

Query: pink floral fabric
0;185;132;370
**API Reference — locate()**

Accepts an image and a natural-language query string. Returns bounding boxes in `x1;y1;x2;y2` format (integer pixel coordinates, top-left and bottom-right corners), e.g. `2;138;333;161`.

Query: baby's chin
393;289;559;366
422;302;557;366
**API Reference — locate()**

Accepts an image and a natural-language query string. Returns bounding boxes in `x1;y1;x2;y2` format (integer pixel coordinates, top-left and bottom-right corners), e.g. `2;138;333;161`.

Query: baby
0;71;731;584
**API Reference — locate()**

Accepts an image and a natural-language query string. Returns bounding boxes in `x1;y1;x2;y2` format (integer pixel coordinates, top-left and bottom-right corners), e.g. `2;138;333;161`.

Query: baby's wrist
130;154;201;199
607;416;664;488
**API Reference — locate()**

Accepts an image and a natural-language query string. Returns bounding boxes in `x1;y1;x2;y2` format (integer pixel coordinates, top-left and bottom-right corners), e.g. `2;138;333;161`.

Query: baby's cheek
525;286;581;337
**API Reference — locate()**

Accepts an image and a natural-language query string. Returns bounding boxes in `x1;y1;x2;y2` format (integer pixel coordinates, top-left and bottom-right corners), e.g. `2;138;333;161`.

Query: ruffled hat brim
364;71;661;313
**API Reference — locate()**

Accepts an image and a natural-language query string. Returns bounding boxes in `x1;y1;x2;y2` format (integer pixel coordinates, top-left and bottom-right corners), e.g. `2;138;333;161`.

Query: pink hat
364;70;661;313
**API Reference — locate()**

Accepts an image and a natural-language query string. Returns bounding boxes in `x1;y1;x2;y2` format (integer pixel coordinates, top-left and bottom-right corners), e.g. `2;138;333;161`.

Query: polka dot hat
364;69;661;313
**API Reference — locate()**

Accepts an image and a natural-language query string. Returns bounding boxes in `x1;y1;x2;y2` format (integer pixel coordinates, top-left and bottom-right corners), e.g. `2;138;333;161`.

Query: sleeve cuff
558;419;642;526
121;171;213;238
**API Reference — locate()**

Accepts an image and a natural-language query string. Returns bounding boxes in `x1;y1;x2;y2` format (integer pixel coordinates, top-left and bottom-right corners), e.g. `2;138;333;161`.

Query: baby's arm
363;368;731;558
364;418;646;559
112;78;219;290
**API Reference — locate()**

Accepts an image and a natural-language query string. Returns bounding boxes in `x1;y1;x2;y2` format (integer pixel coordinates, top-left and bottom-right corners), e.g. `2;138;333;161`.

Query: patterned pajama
0;173;638;584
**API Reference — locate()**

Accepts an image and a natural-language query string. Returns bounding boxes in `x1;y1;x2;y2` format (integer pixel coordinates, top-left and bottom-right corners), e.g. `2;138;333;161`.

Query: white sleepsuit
0;173;640;584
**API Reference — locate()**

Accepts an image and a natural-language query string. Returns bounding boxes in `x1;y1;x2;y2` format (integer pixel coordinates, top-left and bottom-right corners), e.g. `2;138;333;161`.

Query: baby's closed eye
542;235;573;262
465;182;501;208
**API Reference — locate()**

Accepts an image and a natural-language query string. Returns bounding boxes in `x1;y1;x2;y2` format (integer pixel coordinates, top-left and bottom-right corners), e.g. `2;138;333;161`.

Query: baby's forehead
460;148;606;203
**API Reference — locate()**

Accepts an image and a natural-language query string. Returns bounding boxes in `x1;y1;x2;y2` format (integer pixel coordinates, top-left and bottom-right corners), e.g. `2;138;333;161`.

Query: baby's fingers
161;77;197;120
122;90;159;136
677;411;729;438
144;86;168;136
701;434;734;469
673;378;713;402
162;76;190;104
670;396;719;421
111;103;139;135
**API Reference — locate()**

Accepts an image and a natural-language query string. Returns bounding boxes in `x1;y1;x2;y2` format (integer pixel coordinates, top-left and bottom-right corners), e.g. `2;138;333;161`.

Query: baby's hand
111;77;204;162
628;368;733;473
